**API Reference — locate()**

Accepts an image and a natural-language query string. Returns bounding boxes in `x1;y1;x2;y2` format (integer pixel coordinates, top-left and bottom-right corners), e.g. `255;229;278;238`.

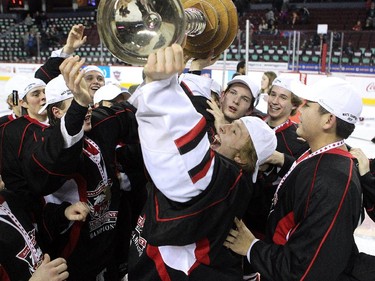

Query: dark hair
318;106;354;139
290;93;302;116
128;84;140;94
236;60;246;72
47;101;65;127
263;71;277;89
20;95;28;115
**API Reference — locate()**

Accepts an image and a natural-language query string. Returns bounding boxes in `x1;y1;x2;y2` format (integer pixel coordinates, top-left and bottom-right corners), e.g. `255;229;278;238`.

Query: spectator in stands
344;41;355;58
352;20;363;31
366;2;375;28
258;18;269;33
269;22;279;35
255;71;277;115
33;11;42;29
265;8;275;28
232;60;246;78
299;6;310;24
23;29;38;58
364;17;374;30
290;10;299;28
24;13;34;30
332;30;342;48
279;4;289;24
311;33;321;47
39;12;48;31
45;24;60;47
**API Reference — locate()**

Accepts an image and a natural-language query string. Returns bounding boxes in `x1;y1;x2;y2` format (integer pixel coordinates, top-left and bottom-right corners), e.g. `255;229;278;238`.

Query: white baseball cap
22;78;46;100
4;75;29;100
295;77;362;124
240;116;277;182
227;75;260;100
83;65;105;77
210;80;222;97
272;76;306;94
93;83;123;104
38;75;73;114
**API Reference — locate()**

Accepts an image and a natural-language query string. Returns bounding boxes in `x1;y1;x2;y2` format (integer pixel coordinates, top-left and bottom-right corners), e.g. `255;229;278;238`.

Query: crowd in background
0;21;374;280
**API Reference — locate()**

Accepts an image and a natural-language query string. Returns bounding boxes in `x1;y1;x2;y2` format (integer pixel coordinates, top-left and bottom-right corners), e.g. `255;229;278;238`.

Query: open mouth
269;105;280;111
228;106;237;113
210;135;221;150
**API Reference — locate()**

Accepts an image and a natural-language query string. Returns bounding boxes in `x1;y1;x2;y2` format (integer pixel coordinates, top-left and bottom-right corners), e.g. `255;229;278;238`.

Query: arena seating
0;2;374;67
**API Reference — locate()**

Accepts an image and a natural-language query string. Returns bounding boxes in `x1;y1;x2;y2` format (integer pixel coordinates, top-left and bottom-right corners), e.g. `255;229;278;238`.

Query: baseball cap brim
227;75;260;99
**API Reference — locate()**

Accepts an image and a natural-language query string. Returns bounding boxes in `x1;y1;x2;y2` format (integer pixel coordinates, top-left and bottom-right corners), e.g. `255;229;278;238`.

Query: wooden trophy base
182;0;238;60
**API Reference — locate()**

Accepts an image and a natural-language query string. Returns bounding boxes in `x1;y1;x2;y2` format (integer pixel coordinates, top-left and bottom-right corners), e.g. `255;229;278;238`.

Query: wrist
74;97;91;108
62;46;75;56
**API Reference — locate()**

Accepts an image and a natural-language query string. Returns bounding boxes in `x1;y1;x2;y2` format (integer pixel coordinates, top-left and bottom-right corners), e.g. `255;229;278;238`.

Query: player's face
267;85;295;125
211;119;250;160
297;101;325;141
84;71;105;98
21;87;46;120
221;84;253;122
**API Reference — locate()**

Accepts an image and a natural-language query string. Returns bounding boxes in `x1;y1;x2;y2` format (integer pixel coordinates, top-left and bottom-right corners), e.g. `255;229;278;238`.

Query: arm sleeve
128;75;214;203
34;57;65;84
41;201;72;242
278;154;295;177
61;99;87;147
179;73;214;99
50;48;71;58
361;171;375;221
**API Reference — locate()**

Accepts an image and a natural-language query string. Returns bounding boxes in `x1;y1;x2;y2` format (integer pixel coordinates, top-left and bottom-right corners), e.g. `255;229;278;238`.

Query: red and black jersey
43;103;139;280
244;119;309;239
128;154;252;281
0;190;69;280
250;149;362;281
126;75;256;280
0;114;16;127
273;119;309;158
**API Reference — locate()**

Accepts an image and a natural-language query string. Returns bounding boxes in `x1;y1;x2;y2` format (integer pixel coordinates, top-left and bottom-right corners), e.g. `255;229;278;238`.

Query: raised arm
128;44;214;203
